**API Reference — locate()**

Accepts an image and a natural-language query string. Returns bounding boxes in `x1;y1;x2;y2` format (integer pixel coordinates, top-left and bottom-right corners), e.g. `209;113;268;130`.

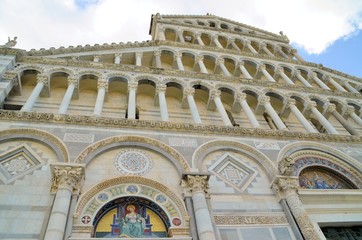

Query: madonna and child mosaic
299;168;354;189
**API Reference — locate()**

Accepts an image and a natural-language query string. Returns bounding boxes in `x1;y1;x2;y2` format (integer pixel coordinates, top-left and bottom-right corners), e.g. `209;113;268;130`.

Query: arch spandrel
74;135;190;173
277;142;362;188
74;176;189;229
192;139;277;180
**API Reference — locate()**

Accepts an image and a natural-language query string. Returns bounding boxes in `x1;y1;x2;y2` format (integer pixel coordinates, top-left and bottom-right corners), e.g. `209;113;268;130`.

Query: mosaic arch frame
0;128;69;163
277;142;362;188
74;135;190;173
192;139;277;180
74;176;189;236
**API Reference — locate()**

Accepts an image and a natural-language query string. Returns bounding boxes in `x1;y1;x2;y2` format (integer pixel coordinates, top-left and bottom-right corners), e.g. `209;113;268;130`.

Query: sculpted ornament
186;175;209;194
278;157;294;175
50;164;85;194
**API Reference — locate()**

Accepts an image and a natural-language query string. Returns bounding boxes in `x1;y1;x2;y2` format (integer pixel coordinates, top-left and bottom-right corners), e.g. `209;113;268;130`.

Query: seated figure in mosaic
119;204;146;238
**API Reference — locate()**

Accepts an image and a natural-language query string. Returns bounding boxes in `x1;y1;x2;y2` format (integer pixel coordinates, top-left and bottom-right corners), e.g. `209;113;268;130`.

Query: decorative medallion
126;185;139;194
172;217;182;226
97;193;109;202
81;215;92;224
155;194;167;204
114;149;152;175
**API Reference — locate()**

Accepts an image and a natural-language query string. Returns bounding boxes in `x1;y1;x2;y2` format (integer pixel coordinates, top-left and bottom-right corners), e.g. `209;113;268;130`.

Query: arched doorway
93;196;170;238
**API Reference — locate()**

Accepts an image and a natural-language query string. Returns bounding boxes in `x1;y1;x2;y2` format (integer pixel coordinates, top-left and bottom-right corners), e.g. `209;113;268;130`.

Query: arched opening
93;196;170;238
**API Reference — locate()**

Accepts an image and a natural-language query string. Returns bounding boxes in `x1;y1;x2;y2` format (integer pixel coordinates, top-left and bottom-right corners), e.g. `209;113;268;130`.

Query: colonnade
18;73;362;136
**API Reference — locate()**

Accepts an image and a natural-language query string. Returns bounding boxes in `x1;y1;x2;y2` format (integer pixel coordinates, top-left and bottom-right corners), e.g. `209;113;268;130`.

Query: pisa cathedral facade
0;13;361;240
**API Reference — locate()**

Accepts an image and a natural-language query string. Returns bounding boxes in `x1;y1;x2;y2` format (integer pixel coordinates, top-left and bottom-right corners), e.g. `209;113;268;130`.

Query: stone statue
1;36;17;48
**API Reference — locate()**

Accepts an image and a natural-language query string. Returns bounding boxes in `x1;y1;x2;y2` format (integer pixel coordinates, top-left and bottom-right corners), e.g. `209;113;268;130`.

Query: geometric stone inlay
114;149;152;175
254;140;280;150
208;153;258;193
0;144;43;184
63;133;95;143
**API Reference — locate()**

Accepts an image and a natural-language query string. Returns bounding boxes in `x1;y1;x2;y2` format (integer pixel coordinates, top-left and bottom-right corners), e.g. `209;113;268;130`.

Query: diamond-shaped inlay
0;144;43;184
208;153;258;193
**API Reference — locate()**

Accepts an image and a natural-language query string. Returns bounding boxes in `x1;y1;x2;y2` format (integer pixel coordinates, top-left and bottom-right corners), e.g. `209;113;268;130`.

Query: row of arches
5;68;362;135
56;48;361;94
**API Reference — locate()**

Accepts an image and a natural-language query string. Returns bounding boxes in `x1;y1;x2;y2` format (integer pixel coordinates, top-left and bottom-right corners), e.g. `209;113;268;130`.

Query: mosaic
114;149;152;175
299;168;354;189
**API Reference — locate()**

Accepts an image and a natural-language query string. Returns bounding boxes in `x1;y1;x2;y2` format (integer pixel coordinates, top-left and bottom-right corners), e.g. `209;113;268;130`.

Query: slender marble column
196;55;208;74
114;53;122;64
184;87;202;124
228;38;240;51
212;35;223;48
238;61;252;79
310;73;330;90
294;70;312;87
195;33;205;46
287;99;317;133
291;49;304;61
308;101;338;134
44;163;85;240
174;52;185;71
343;106;362;127
157;27;166;41
156;84;169;121
127;82;138;119
154;50;162;68
135;52;143;66
273;177;320;240
326;76;347;92
211;90;233;126
277;68;294;84
275;46;289;59
21;75;48;112
342;81;359;93
58;78;77;114
259;64;276;82
238;93;260;128
184;175;216;240
176;30;185;43
261;96;288;130
93;81;108;116
244;39;258;54
330;106;358;135
217;58;231;76
260;43;274;57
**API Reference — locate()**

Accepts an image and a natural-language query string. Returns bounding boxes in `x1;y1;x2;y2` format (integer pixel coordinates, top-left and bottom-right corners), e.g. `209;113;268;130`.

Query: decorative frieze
214;214;288;225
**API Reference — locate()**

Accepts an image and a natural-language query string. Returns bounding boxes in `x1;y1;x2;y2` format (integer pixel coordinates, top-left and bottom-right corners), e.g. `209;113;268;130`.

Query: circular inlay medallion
97;193;109;202
114;149;152;175
81;215;91;224
172;217;182;226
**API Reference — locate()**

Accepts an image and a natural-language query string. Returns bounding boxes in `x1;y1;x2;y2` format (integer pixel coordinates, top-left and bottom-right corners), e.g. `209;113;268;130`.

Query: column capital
258;64;266;71
286;98;296;108
93;55;101;61
276;67;284;75
50;163;85;194
114;53;122;58
68;77;78;87
128;81;138;91
184;174;210;194
135;52;143;58
342;105;355;116
210;89;221;100
306;101;317;110
294;70;302;76
97;81;108;90
194;32;202;38
227;37;235;44
176;29;183;35
211;34;219;40
174;51;182;59
308;72;317;79
154;50;162;57
259;42;267;48
37;75;49;86
236;92;247;101
216;58;225;65
272;176;299;194
195;55;204;62
2;71;19;86
156;84;167;94
258;96;270;105
326;103;336;113
238;60;245;67
244;39;251;45
184;87;195;96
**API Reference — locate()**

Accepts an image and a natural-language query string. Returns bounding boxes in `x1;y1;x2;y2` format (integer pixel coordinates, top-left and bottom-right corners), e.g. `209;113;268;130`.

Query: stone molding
73;134;190;172
50;163;85;194
214;214;288;225
0;110;361;145
0;127;69;163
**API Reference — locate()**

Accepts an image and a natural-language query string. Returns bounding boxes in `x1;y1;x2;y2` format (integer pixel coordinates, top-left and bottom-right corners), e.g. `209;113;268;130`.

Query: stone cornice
0;110;360;143
15;56;362;99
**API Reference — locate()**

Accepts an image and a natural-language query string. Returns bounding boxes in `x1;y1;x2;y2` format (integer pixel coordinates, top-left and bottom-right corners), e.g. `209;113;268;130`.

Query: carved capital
258;96;270;105
174;51;182;59
286;99;296;109
326;104;336;113
236;93;247;102
227;37;235;44
195;55;204;62
97;81;108;90
135;52;143;58
185;175;209;194
307;101;317;110
156;84;167;94
93;55;101;61
260;43;267;48
211;34;219;40
153;50;161;57
276;67;284;75
37;75;48;86
184;87;195;96
277;177;299;192
216;58;225;65
68;77;78;87
210;89;221;100
258;64;266;71
50;163;85;194
114;53;122;58
128;81;138;91
342;106;355;116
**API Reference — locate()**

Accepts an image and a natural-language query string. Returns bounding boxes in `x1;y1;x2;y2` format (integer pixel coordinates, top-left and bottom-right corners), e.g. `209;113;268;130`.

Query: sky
1;0;362;78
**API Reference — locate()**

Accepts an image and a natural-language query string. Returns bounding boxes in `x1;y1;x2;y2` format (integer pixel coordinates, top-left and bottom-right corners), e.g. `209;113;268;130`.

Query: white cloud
0;0;361;54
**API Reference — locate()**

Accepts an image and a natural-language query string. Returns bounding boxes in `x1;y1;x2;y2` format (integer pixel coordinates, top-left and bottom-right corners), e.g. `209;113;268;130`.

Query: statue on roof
1;36;17;48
